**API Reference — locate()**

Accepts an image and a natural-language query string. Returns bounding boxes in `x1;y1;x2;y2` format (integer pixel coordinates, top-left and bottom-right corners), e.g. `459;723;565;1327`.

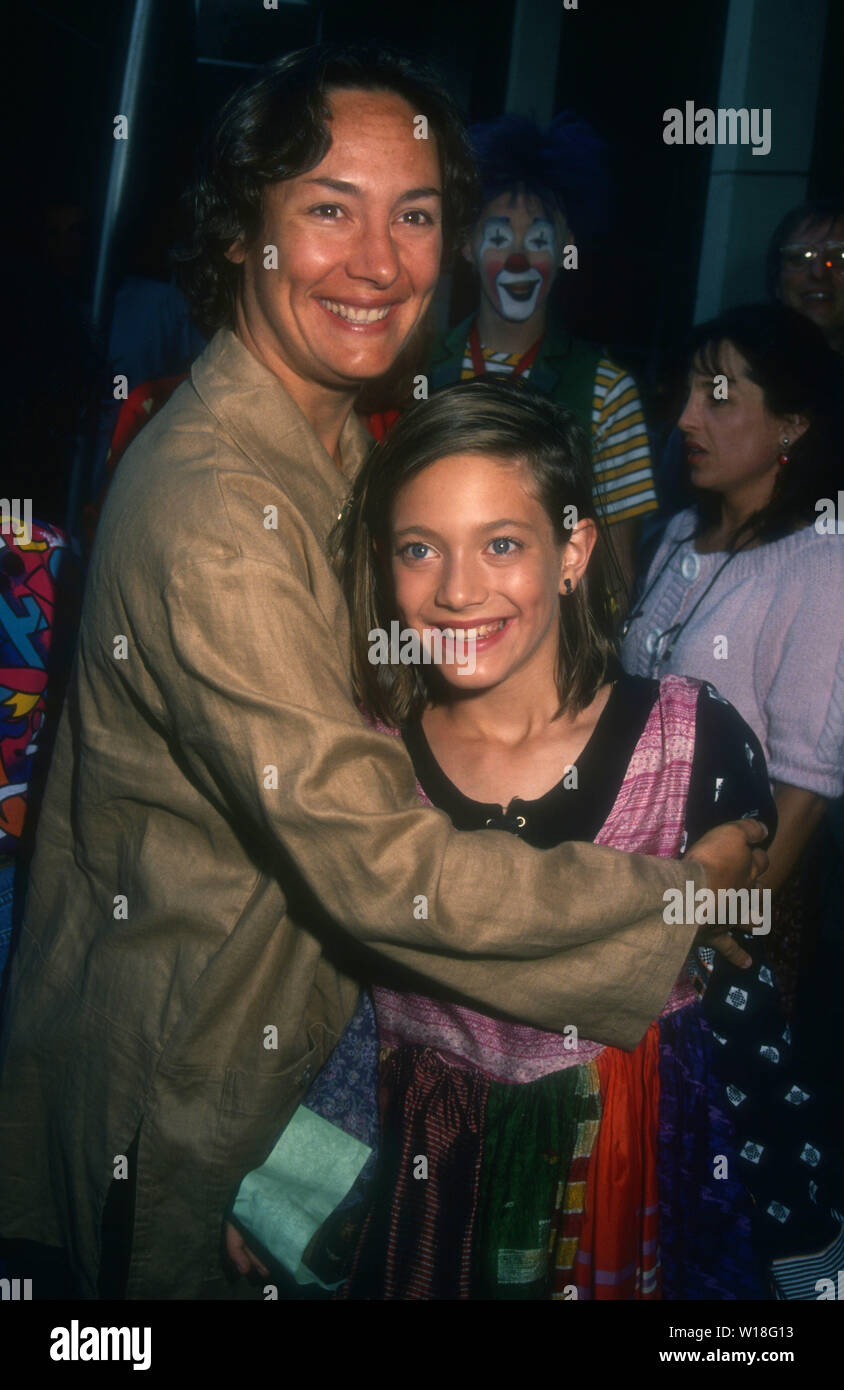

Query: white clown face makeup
468;192;562;325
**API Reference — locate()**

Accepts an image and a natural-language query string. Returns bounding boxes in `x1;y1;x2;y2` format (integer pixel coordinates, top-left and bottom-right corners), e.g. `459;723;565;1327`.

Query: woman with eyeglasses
621;302;844;1298
768;199;844;356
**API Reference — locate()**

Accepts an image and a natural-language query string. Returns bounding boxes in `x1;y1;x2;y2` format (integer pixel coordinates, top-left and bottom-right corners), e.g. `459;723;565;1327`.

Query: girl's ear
461;239;477;267
558;517;598;595
225;237;247;265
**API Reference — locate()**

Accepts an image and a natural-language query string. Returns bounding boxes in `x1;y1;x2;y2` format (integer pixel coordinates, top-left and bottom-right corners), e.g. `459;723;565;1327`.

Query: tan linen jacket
0;330;703;1299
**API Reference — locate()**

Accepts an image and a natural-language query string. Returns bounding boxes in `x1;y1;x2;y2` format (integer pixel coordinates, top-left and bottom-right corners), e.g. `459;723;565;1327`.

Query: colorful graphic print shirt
0;518;72;853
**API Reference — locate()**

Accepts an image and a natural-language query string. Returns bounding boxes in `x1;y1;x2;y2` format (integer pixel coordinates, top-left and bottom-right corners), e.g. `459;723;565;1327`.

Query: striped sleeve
590;358;658;526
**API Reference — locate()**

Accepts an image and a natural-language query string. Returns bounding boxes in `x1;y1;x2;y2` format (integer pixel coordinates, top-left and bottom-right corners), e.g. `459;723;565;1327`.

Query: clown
470;195;565;329
430;113;659;599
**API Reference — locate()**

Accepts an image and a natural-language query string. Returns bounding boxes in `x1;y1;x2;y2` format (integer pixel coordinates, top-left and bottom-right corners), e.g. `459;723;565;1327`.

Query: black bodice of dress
401;673;777;852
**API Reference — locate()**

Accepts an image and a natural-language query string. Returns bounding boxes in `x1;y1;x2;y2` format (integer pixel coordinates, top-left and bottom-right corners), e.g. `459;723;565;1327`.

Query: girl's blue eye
400;542;431;561
489;536;520;555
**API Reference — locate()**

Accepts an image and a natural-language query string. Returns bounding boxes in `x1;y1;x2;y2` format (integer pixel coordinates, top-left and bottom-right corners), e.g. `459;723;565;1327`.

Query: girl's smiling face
390;452;579;697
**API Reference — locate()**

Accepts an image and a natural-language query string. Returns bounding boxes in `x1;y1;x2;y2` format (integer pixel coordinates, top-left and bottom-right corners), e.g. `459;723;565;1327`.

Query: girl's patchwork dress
304;675;835;1299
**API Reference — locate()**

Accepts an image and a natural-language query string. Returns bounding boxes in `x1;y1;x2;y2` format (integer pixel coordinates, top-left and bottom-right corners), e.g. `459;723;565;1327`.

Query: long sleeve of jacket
0;331;708;1297
154;529;701;1049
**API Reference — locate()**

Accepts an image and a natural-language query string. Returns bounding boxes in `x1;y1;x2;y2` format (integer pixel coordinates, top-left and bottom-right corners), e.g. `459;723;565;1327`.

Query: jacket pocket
220;1036;323;1122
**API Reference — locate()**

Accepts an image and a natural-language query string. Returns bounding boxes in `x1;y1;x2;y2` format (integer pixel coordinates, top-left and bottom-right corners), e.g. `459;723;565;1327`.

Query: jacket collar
191;330;371;544
429;312;597;400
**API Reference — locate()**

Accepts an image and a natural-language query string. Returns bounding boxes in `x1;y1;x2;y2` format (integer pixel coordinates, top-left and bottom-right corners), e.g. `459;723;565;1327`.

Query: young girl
303;377;785;1302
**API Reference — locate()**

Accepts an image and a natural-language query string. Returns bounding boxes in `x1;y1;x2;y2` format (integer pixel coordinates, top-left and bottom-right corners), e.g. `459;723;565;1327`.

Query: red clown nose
505;252;530;272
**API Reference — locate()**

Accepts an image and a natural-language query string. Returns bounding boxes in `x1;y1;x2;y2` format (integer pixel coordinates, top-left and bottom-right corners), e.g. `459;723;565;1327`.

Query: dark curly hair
333;377;618;727
175;43;479;336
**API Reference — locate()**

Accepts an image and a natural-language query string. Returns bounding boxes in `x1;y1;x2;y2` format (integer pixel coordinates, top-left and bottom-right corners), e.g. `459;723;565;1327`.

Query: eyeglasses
780;242;844;273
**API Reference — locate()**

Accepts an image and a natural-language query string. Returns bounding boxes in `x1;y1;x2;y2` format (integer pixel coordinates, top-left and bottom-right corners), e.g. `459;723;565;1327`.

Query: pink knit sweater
621;510;844;799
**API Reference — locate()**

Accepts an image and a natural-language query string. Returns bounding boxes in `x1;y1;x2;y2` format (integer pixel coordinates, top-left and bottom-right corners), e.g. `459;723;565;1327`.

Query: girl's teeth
320;299;390;323
439;621;505;640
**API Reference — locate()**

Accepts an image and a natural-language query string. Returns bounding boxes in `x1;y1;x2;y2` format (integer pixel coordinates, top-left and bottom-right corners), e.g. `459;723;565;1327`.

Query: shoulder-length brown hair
333;378;619;727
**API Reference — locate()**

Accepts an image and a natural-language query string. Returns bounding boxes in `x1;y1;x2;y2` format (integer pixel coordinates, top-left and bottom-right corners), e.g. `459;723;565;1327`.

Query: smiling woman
177;44;477;342
0;43;773;1305
224;89;444;413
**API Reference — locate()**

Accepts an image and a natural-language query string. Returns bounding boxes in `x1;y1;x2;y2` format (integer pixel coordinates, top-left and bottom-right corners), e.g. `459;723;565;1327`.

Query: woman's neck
697;486;768;552
234;317;356;464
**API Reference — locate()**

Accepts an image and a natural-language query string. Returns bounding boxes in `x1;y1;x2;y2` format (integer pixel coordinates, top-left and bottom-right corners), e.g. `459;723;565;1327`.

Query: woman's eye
489;536;520;555
399;542;432;561
397;209;434;226
310;204;344;220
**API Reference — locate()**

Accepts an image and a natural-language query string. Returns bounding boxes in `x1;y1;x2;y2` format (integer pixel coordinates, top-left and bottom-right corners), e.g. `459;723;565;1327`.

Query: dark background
6;0;843;518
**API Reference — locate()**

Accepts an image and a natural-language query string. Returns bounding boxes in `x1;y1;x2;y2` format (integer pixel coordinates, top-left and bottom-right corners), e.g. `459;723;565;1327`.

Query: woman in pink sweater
622;303;844;1297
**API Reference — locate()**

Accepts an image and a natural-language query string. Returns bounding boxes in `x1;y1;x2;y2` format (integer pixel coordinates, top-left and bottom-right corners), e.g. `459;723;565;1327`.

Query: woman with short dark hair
622;304;844;1298
0;43;766;1302
176;43;479;337
622;304;843;903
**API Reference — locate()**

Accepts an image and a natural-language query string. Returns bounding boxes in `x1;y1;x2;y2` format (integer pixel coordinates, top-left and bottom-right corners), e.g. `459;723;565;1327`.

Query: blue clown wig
469;113;610;244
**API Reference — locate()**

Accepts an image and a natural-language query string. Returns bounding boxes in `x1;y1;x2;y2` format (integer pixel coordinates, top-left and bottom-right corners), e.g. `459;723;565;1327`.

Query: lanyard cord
623;528;756;672
621;532;696;639
469;322;543;379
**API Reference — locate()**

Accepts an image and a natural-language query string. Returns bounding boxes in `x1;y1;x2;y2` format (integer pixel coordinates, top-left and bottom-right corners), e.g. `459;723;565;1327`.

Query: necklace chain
623;528;755;674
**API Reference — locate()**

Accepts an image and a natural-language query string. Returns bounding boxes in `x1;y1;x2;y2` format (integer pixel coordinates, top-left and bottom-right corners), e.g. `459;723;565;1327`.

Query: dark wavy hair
687;303;844;546
333;378;617;727
766;197;844;300
175;43;478;337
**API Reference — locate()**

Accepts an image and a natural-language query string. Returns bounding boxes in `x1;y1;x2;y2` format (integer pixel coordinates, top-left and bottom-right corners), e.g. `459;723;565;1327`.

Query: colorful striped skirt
339;998;767;1300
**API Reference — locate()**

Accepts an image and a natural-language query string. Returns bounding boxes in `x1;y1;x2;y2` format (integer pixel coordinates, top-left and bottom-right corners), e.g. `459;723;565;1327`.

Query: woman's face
777;215;844;344
227;87;443;393
389;453;576;697
677;341;804;506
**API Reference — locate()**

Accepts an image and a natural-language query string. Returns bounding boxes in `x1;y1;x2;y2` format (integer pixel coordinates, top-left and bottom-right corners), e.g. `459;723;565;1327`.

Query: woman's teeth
438;620;506;640
319;299;391;323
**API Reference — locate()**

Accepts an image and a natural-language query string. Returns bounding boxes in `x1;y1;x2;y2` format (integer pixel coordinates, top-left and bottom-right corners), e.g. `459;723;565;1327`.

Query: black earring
564;578;573;595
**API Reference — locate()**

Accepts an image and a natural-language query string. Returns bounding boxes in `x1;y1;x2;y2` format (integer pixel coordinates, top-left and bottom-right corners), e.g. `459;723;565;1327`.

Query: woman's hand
685;818;769;968
224;1219;270;1278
